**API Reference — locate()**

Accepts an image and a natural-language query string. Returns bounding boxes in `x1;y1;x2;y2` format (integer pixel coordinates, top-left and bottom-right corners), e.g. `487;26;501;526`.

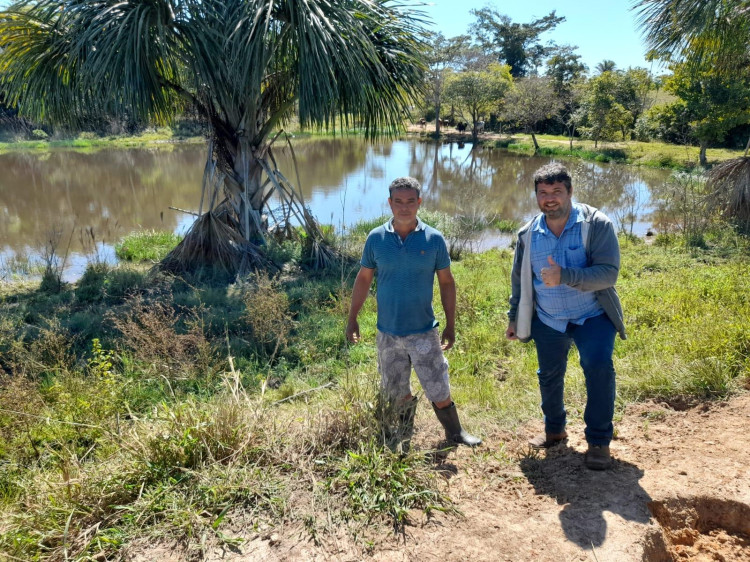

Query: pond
0;137;672;280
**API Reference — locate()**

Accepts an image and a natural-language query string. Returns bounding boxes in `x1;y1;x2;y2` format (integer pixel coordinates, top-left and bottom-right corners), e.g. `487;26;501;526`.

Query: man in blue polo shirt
346;177;481;448
506;162;626;470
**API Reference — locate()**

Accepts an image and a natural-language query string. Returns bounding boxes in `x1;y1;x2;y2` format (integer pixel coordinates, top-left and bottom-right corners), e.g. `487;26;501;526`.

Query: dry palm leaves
159;210;274;277
707;156;750;229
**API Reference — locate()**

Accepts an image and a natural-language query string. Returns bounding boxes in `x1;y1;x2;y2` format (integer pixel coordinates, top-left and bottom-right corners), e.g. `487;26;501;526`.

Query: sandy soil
133;389;750;562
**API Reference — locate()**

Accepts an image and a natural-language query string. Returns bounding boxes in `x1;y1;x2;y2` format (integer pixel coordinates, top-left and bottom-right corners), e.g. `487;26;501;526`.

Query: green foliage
1;226;750;558
115;230;183;262
489;218;521;232
502;76;562;147
663;61;750;153
329;441;454;529
444;63;513;132
419;209;487;260
31;128;48;140
575;69;652;145
643;101;695;145
239;272;295;364
470;8;565;77
650;171;712;244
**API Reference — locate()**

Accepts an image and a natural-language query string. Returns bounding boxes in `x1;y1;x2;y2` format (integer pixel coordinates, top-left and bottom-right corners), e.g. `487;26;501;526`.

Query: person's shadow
519;445;652;549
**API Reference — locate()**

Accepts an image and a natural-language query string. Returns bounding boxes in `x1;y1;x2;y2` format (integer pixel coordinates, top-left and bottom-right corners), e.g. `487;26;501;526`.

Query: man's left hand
541;255;562;287
441;326;455;350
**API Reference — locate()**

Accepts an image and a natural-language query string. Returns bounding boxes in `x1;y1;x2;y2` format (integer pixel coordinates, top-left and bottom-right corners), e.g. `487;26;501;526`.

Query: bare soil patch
133;391;750;561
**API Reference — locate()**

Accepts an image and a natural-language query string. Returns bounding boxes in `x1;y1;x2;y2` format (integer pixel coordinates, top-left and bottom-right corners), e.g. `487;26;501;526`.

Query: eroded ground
133;391;750;561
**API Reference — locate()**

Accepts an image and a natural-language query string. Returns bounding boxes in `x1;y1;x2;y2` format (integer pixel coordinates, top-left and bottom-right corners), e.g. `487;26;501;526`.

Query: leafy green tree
642;100;695;145
545;46;587;90
664;62;750;166
616;68;654;126
424;33;470;135
545;46;587;149
0;0;426;273
470;8;564;77
502;76;561;152
634;0;750;227
444;63;513;142
576;72;627;146
575;68;653;145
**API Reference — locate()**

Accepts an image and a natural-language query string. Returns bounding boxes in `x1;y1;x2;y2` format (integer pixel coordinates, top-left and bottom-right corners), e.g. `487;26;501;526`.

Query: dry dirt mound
134;392;750;561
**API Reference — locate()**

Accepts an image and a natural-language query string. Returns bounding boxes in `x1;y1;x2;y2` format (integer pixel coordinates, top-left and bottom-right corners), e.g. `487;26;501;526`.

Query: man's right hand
345;319;361;343
505;321;518;340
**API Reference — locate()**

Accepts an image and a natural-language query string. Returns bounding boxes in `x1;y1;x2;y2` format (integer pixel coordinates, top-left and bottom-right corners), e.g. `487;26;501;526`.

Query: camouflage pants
376;328;451;403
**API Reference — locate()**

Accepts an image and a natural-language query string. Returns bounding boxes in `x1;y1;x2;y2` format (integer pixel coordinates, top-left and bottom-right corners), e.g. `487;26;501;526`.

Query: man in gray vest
506;163;626;470
346;177;481;449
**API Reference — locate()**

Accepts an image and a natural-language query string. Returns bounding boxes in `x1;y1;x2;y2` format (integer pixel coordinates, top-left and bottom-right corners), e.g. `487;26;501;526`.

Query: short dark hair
533;162;572;193
388;176;421;198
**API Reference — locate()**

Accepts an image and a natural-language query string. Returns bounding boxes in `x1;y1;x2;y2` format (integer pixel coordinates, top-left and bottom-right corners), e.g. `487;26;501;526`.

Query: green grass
115;230;183;262
0;126;205;153
0;224;749;559
484;134;745;170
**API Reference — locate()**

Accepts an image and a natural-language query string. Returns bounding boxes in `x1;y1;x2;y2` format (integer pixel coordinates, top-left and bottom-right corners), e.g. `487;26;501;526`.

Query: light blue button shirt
531;204;603;333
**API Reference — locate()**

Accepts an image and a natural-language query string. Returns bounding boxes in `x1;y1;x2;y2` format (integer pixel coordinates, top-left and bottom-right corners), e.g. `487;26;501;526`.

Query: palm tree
633;0;750;72
634;0;750;227
0;0;427;273
595;60;616;74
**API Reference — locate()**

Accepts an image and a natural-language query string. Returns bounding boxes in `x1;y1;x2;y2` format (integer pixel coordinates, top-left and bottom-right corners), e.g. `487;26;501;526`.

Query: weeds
108;292;215;380
0;228;749;559
239;272;295;365
328;441;456;531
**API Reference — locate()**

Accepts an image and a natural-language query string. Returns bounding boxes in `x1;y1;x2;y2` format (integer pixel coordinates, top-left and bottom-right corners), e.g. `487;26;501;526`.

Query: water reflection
0;138;672;278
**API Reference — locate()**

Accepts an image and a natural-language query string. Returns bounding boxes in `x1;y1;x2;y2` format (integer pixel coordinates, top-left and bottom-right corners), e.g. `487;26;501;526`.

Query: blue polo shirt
361;217;451;336
531;203;603;332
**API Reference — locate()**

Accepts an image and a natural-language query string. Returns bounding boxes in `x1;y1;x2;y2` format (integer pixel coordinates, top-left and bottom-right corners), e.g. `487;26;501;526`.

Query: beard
541;200;571;221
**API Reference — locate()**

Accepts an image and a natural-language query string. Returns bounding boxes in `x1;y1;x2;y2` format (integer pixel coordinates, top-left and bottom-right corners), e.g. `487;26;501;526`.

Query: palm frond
706;156;750;226
633;0;750;70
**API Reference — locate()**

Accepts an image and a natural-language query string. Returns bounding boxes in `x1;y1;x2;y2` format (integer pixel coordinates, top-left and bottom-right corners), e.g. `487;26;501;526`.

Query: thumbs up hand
540;255;562;287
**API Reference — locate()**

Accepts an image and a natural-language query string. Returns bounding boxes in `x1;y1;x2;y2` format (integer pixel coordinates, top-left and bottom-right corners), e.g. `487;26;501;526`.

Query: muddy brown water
0;138;671;280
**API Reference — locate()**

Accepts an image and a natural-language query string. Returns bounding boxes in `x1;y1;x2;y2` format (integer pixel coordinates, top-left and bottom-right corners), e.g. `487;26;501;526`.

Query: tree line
420;5;750;166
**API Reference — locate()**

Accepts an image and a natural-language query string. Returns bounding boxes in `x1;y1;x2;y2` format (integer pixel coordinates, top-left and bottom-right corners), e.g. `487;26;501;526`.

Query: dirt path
137;391;750;561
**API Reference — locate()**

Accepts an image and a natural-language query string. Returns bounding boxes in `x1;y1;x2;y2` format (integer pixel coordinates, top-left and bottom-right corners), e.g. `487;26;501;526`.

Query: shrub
31;129;48;141
240;272;295;364
108;292;214;379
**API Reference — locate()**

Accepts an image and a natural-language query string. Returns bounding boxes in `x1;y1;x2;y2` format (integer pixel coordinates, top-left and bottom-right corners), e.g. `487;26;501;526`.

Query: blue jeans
531;313;616;446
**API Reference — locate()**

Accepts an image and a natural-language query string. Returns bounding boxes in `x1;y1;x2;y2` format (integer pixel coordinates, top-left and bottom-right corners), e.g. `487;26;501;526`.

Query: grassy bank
499;135;743;170
0;121;371;154
0;127;205;153
0;225;748;560
406;127;746;170
4;122;743;174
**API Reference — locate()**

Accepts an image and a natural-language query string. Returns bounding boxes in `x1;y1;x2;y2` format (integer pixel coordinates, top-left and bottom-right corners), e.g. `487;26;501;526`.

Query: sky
420;0;663;75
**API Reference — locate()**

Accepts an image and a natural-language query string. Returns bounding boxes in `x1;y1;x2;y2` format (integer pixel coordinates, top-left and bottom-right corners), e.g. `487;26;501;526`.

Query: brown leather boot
528;431;568;449
585;444;612;470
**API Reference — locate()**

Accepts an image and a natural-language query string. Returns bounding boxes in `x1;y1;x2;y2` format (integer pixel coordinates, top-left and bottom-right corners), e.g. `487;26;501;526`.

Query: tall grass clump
115;229;183;262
